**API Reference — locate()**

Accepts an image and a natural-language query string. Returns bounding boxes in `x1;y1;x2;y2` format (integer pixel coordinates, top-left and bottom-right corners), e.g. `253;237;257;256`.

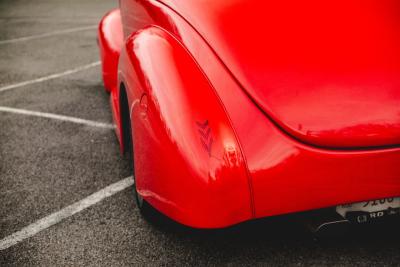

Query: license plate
336;197;400;223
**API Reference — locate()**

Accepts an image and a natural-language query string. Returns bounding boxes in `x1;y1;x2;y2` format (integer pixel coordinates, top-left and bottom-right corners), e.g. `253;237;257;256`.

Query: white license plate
336;197;400;223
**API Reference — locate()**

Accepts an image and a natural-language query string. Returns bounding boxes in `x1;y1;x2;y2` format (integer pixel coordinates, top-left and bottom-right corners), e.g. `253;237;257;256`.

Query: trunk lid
164;0;400;148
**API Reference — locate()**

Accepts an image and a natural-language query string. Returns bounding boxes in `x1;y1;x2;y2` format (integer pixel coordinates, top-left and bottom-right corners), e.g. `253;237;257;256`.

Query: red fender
120;27;254;228
98;9;123;93
98;9;125;151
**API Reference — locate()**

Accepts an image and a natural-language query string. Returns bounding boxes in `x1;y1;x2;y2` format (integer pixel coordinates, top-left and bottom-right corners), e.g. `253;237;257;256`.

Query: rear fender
122;27;253;228
97;9;123;92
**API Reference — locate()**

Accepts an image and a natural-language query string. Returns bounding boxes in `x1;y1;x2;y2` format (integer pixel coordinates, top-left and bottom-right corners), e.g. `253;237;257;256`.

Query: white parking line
0;106;115;129
0;176;134;251
0;61;101;93
0;25;97;45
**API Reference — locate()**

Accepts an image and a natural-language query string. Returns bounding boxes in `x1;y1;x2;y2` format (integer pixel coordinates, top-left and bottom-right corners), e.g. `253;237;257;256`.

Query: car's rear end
98;0;400;229
161;0;400;227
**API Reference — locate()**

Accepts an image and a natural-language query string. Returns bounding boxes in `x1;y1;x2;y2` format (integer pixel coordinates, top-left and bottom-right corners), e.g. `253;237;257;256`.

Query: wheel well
119;83;132;155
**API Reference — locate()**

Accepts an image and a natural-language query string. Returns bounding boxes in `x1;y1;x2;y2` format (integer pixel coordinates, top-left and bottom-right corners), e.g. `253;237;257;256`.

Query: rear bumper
239;106;400;220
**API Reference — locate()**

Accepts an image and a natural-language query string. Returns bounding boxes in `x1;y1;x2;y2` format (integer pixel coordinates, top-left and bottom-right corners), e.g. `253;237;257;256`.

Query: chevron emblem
196;120;213;156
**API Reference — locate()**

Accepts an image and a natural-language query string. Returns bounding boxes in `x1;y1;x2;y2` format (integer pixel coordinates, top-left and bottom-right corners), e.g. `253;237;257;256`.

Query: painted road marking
0;61;101;93
0;106;115;129
0;176;134;251
0;25;97;45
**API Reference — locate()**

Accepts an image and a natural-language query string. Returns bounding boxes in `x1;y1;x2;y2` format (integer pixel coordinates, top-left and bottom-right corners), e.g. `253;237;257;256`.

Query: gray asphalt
1;0;400;266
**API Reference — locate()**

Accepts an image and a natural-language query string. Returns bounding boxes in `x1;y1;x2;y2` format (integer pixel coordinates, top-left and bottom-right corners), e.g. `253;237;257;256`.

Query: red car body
98;0;400;228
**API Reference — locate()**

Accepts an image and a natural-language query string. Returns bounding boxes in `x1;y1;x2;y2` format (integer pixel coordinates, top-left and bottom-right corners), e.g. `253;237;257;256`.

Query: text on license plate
336;197;400;221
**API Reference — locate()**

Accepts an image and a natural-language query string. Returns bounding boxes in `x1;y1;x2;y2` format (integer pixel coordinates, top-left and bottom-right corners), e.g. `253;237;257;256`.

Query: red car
98;0;400;229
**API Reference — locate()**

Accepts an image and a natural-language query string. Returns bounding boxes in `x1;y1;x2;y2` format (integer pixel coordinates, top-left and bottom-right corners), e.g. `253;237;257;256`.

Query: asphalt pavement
1;0;400;266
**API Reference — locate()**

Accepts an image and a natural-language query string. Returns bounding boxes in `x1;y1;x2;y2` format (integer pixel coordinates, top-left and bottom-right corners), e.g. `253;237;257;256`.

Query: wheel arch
119;26;254;228
118;82;132;155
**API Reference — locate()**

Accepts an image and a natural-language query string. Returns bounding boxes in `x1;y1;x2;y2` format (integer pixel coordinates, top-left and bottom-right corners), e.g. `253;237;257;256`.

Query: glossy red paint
98;0;400;228
98;8;123;93
98;9;125;150
121;27;253;227
161;0;400;149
